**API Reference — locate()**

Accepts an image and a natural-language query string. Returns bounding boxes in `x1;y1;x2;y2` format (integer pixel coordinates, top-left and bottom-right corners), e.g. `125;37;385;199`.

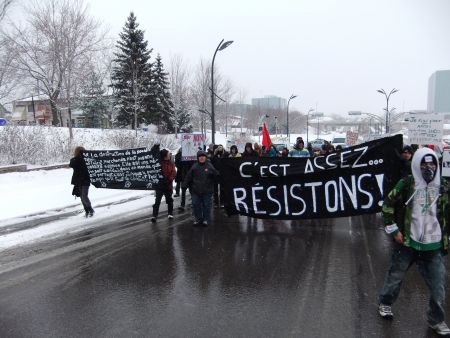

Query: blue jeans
379;243;446;325
191;192;213;223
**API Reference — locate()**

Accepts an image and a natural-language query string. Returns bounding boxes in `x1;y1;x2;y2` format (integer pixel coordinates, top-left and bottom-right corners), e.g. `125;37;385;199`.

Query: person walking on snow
378;147;450;336
70;146;94;218
182;150;219;226
151;149;177;223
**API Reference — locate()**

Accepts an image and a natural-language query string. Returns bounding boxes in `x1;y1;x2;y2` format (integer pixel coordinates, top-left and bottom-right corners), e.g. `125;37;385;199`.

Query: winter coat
70;155;90;186
160;159;177;191
267;147;279;157
182;160;219;195
399;158;412;178
289;147;310;157
242;150;259;157
382;147;450;252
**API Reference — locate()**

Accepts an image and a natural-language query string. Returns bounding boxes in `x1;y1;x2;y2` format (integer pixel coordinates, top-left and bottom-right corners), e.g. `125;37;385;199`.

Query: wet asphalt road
0;206;449;337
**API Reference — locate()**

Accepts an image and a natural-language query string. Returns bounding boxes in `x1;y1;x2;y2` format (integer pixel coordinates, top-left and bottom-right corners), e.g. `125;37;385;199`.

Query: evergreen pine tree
153;53;175;132
79;71;108;128
174;102;192;133
110;12;156;129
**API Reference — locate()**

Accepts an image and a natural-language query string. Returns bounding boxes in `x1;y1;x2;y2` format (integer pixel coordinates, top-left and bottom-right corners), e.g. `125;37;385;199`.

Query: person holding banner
378;147;450;336
70;146;94;218
151;149;177;223
182;150;219;226
229;145;241;158
242;143;259;157
289;138;310;157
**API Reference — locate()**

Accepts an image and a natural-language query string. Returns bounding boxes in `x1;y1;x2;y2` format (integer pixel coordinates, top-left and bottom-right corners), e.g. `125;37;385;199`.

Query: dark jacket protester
242;142;259;158
399;145;413;178
378;147;450;335
151;149;177;223
175;148;183;185
182;150;219;226
69;146;94;217
183;151;219;196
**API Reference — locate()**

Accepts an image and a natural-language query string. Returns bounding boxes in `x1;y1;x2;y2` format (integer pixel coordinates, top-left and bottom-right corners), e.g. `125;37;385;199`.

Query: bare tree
0;35;20;103
0;0;14;22
3;0;105;134
190;58;233;136
169;54;192;134
190;59;211;132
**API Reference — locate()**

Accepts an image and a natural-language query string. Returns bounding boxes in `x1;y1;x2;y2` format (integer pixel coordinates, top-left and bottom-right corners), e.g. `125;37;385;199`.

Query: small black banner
84;148;164;190
219;135;403;219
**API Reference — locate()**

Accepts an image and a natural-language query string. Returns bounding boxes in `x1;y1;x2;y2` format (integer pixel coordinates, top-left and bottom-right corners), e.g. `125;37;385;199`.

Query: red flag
262;122;272;150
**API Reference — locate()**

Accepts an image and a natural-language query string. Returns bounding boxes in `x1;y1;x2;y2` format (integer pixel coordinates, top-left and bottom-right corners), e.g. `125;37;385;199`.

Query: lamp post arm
286;99;291;137
210;39;225;145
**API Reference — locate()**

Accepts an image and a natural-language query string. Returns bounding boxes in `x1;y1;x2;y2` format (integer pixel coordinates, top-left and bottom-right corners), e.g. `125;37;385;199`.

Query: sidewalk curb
0;195;149;236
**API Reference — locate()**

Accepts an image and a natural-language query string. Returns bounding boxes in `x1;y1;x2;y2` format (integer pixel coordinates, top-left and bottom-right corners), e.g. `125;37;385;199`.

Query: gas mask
421;167;436;183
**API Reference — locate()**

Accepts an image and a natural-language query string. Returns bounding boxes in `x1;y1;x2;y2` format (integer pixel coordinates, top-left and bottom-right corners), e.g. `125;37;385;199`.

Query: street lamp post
211;39;233;144
274;116;278;137
306;108;314;144
286;94;297;142
377;88;398;134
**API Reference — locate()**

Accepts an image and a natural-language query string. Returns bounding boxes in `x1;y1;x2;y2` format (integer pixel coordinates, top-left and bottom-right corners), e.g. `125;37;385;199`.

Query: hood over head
411;147;440;189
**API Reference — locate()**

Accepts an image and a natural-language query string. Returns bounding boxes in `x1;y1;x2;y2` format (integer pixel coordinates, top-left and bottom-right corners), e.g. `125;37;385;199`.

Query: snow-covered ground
0;168;155;250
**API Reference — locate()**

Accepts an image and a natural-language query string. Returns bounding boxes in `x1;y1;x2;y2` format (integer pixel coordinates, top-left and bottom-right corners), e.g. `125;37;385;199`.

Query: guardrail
0;163;69;174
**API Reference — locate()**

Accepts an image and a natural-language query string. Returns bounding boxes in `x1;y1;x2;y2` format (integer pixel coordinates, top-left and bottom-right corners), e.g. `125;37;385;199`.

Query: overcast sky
15;0;450;115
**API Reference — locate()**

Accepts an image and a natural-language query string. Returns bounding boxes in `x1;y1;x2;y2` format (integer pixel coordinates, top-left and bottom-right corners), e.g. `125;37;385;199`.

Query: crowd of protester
68;137;450;335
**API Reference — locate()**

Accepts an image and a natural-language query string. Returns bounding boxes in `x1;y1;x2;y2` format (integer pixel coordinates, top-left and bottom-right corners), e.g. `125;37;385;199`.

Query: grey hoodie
409;147;441;247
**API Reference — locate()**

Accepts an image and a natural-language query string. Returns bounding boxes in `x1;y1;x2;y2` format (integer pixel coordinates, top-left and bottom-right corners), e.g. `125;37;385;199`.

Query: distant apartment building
11;95;113;127
251;95;287;110
12;96;54;125
428;70;450;113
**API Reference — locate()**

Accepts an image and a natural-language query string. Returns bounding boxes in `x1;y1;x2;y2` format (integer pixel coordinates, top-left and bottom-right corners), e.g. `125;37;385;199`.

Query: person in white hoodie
378;147;450;336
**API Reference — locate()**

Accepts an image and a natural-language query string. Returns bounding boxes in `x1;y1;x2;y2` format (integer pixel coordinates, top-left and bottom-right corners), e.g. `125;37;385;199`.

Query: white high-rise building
428;70;450;113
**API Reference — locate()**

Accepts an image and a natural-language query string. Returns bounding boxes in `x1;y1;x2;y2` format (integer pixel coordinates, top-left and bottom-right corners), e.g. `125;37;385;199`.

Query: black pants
175;181;181;195
80;185;92;212
213;183;224;206
153;189;173;217
180;187;187;208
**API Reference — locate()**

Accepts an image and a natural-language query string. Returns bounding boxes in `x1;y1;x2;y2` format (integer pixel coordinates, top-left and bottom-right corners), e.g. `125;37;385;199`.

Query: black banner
219;135;403;219
84;148;164;190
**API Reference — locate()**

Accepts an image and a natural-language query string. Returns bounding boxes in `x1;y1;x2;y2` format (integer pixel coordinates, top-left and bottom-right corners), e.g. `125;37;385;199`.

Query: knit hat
197;150;207;158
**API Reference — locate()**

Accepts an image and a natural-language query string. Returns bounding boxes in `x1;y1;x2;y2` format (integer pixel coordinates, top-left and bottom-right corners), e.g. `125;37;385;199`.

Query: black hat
402;145;413;153
197;150;207;158
421;154;437;166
